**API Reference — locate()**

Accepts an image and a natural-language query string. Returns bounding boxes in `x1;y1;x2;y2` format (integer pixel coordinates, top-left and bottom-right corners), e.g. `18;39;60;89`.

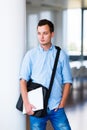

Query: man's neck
40;43;52;51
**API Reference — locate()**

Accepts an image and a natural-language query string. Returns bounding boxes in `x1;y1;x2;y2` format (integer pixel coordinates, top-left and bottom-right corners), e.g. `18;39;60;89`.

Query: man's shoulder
24;46;39;60
27;46;39;54
54;46;69;61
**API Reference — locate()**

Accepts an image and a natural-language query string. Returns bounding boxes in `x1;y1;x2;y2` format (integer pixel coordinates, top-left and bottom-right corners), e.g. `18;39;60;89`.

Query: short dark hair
37;19;54;32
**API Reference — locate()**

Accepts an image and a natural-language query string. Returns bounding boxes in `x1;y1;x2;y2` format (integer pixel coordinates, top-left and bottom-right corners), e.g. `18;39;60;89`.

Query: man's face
37;24;54;46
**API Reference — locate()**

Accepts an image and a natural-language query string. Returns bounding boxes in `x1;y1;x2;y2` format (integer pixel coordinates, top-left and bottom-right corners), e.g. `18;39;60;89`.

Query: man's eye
44;32;48;35
38;32;40;35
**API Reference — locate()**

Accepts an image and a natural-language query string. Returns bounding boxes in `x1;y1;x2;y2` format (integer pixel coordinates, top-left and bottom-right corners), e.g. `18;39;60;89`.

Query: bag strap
47;46;61;99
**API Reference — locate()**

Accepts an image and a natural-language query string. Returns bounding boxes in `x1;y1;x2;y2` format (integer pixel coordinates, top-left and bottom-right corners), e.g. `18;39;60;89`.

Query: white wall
0;0;26;130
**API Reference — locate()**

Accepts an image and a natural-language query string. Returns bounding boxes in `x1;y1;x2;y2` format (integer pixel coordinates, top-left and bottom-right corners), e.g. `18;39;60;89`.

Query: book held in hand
23;87;44;114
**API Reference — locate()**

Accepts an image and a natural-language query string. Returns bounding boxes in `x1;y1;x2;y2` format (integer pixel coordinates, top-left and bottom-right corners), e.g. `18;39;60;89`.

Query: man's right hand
24;103;36;115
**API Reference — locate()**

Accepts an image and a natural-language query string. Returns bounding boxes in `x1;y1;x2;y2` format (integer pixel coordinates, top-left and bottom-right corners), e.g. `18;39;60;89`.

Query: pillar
0;0;26;130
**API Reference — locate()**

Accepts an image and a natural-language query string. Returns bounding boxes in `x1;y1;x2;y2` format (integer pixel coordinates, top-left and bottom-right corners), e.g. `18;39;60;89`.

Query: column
0;0;26;130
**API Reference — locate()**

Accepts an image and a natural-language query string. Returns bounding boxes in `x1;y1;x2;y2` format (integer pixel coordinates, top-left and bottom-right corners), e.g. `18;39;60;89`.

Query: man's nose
41;34;44;38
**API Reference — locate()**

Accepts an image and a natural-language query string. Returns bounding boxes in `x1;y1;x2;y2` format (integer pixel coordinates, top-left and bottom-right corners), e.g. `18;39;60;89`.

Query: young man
19;19;72;130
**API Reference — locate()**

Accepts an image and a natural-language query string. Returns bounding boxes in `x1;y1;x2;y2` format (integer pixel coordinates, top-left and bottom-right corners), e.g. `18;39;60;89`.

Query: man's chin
40;43;46;46
40;42;48;46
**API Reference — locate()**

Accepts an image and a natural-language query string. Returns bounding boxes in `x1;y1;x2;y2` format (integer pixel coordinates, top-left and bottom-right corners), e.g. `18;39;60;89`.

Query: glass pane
27;14;38;49
67;9;81;55
27;11;52;50
83;10;87;56
40;11;51;20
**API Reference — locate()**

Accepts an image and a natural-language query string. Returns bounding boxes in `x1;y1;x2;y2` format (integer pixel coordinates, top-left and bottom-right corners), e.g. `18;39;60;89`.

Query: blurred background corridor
66;60;87;130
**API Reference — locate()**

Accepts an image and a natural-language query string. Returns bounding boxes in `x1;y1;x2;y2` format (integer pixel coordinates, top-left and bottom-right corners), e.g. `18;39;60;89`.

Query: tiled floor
66;101;87;130
65;79;87;130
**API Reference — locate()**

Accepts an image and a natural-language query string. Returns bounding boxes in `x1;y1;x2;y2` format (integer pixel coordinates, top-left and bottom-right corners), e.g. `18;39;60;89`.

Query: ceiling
26;0;87;10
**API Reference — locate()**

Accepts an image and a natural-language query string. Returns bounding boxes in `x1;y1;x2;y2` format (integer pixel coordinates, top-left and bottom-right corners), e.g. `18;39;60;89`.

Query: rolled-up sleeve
61;51;72;84
19;52;32;81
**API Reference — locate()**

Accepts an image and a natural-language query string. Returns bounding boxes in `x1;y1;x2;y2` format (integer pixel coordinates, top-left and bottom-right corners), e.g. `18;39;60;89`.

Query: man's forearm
20;79;29;106
59;83;71;108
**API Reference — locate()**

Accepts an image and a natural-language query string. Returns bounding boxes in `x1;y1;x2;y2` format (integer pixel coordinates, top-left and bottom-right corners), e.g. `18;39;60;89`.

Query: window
40;11;51;20
27;14;38;49
26;11;52;49
83;10;87;56
67;9;81;56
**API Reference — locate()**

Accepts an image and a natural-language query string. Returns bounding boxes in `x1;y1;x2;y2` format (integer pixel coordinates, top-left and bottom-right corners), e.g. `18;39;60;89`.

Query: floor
66;101;87;130
65;77;87;130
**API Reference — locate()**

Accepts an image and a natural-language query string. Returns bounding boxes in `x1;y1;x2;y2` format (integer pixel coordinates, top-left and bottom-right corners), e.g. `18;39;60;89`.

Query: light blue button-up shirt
19;44;72;110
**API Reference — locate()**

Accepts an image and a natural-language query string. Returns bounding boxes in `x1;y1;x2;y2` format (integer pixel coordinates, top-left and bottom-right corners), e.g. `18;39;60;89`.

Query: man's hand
24;103;36;115
54;83;71;112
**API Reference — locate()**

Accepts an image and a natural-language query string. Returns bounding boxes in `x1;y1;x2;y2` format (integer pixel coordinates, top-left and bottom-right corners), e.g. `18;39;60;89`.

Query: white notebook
23;87;44;114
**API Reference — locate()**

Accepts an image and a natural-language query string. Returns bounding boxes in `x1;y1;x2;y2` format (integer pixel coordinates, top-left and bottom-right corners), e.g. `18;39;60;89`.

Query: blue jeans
29;108;71;130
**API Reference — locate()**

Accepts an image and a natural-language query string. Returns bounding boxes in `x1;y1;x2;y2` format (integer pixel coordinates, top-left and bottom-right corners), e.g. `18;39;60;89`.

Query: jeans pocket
58;107;64;110
54;107;64;113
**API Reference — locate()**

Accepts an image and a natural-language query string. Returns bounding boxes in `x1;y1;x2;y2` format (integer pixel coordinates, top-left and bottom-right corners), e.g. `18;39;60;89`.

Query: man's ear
51;32;54;38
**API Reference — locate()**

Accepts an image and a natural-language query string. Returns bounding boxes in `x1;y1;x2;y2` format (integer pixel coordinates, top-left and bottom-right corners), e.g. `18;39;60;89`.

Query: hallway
65;78;87;130
66;101;87;130
66;89;87;130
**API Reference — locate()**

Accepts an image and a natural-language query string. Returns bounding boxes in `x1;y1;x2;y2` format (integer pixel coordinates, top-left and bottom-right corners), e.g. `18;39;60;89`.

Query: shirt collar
38;44;55;52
